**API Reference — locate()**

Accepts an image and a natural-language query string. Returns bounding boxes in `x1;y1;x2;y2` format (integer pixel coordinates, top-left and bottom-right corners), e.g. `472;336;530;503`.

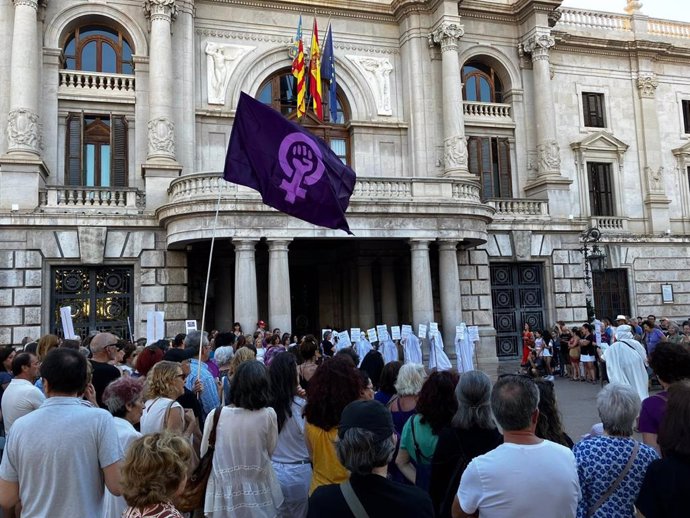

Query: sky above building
561;0;690;22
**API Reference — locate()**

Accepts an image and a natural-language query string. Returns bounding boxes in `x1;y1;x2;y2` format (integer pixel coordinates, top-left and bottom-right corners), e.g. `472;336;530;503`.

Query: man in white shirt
452;375;580;518
1;352;44;432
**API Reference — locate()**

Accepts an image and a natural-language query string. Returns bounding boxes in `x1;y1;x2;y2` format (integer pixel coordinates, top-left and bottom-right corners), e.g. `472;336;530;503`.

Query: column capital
637;73;658;99
144;0;178;23
409;239;431;251
267;239;291;252
13;0;41;10
428;22;464;53
233;239;258;252
520;32;555;62
437;240;459;252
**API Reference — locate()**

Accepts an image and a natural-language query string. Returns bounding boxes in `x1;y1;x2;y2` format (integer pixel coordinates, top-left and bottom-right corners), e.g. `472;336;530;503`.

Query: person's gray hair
184;330;209;355
214;346;234;366
491;375;540;432
335;427;396;475
452;370;495;430
597;383;641;437
394;363;427;396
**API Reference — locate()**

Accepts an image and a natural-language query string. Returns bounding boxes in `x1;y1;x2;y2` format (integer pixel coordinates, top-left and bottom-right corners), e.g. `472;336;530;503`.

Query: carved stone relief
637;73;658;98
347;55;393;116
646;165;664;192
205;42;255;105
443;136;468;170
536;140;561;174
520;32;555;62
147;117;175;157
7;108;40;153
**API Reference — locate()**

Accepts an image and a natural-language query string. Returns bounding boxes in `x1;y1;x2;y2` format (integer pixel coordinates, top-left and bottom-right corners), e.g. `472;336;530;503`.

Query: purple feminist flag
224;92;356;234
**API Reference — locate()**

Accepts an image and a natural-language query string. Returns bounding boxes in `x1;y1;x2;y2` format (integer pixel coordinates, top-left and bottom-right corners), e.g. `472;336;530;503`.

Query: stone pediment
672;141;690;157
570;131;629;153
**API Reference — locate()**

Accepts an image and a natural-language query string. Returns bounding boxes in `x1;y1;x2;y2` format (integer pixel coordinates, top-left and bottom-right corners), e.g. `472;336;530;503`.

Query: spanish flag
308;18;323;120
291;16;306;118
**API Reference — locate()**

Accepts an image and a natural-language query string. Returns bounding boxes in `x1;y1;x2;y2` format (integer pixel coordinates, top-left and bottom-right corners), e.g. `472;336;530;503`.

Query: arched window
257;71;350;164
62;25;134;74
462;62;503;103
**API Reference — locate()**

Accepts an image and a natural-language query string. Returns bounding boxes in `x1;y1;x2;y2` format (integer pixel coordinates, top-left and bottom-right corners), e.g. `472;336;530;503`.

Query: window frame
467;136;513;199
462;62;504;103
61;25;134;75
582;92;606;128
575;85;611;133
587;161;615;217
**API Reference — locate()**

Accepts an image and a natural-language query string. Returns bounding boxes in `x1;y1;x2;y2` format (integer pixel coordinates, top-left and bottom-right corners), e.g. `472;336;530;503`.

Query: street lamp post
579;227;606;320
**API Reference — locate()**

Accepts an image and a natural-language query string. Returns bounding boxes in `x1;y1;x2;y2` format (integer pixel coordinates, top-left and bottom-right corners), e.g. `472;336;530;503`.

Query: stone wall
551;248;588;323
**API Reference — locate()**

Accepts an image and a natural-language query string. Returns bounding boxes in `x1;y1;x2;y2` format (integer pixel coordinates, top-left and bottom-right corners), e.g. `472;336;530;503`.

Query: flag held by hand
224;92;356;234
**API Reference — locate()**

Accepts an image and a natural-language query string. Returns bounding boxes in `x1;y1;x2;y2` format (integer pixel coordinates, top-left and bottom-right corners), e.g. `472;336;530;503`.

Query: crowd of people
0;315;688;518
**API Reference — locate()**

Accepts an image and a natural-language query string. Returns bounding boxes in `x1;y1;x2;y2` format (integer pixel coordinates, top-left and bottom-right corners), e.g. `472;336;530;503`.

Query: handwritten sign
338;331;351;347
185;320;197;334
418;324;428;339
468;326;480;342
401;324;412;338
391;326;401;340
350;328;361;343
60;306;77;339
367;328;378;343
376;324;389;341
146;311;165;344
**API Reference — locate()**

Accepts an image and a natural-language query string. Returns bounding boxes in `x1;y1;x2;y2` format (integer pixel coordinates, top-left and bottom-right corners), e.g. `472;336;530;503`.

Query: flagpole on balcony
196;189;223;382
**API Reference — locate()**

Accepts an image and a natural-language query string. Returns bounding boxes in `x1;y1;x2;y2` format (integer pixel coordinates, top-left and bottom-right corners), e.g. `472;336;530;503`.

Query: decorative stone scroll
536;139;561;174
147;117;175;157
428;22;464;53
520;32;556;62
637;73;658;99
205;42;255;105
144;0;177;22
7;108;40;153
443;136;468;171
347;55;393;116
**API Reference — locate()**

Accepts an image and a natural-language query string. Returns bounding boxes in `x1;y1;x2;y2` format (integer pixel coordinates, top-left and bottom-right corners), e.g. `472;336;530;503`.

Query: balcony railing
489;198;550;219
58;70;136;102
556;8;631;31
648;19;690;39
463;101;512;120
591;216;628;232
39;186;145;212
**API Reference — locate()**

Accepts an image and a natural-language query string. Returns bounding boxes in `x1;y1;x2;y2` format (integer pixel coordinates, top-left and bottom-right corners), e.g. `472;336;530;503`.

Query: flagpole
196;188;223;383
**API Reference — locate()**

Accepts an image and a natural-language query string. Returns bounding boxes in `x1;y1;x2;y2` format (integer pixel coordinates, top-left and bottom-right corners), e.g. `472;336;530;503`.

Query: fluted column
522;32;560;178
268;240;292;334
429;22;469;177
144;0;177;162
381;258;398;325
410;240;434;331
233;240;258;335
438;240;461;354
6;0;42;156
358;260;375;330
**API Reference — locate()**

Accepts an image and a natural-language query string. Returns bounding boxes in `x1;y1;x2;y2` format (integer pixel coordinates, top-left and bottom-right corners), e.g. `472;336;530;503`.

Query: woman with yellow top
303;356;364;494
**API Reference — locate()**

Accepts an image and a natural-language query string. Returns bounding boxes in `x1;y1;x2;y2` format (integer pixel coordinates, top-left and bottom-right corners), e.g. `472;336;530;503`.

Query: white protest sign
429;322;439;337
338;331;351;347
456;325;463;337
418;323;428;339
376;324;389;341
60;306;77;339
350;328;361;343
367;328;378;343
391;326;401;340
147;311;165;344
185;320;197;334
401;324;412;338
468;326;480;342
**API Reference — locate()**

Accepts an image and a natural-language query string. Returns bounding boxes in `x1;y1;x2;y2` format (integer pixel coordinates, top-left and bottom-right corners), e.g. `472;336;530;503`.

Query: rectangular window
329;139;347;164
582;92;606;128
588;162;614;216
468;136;512;199
65;112;128;187
682;100;690;134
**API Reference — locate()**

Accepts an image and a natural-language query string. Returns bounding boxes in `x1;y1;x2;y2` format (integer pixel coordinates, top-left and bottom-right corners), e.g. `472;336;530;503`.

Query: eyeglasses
176;373;186;380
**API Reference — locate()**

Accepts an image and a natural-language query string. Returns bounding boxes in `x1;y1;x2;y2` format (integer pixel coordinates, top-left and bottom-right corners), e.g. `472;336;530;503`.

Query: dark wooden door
593;269;630;321
491;263;545;358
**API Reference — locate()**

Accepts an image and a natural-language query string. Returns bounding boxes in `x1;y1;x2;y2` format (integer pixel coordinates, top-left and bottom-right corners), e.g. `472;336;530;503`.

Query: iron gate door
593;268;630;321
491;263;545;358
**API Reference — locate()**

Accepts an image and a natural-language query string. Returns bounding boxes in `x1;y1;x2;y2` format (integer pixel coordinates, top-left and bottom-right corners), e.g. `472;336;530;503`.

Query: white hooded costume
455;328;474;373
429;332;453;371
380;338;398;364
356;333;373;365
603;325;649;402
402;334;423;364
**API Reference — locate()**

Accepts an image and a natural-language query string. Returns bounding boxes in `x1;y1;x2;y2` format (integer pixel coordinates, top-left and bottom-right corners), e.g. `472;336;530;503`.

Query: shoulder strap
410;416;429;462
586;442;640;518
208;406;223;448
162;398;178;429
386;395;399;411
339;480;370;518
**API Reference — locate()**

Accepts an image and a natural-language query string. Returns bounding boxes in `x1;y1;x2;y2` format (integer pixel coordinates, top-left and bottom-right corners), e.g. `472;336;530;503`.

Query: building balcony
488;198;550;220
158;172;495;245
591;216;629;233
39;186;145;214
463;101;514;128
58;70;136;103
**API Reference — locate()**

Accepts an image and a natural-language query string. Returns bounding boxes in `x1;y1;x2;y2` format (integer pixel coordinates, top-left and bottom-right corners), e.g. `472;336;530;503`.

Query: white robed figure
402;334;423;364
455;325;474;373
429;331;452;371
602;325;649;402
356;332;373;365
380;337;398;364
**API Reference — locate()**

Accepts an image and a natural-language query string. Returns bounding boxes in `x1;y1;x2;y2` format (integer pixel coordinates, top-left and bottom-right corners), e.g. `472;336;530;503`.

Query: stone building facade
2;0;690;370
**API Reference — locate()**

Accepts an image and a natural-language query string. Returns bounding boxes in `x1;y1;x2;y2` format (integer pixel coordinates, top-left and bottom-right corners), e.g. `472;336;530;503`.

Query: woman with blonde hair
37;334;60;361
121;432;192;518
140;361;196;437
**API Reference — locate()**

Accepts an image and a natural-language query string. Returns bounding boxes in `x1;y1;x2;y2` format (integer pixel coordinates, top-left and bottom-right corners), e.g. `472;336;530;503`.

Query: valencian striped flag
308;18;323;120
320;23;338;123
291;16;306;118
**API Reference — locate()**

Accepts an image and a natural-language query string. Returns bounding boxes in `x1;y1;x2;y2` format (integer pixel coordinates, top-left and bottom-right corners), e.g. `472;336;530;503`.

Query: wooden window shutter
497;138;513;198
111;115;128;187
468;137;481;175
65;112;83;186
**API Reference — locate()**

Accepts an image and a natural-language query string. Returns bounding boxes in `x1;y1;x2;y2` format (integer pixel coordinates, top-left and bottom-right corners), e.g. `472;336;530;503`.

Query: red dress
521;331;534;364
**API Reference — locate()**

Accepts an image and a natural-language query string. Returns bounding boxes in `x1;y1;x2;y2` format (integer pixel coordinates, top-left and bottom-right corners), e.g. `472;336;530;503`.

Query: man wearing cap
452;375;579;518
256;320;267;337
307;400;433;518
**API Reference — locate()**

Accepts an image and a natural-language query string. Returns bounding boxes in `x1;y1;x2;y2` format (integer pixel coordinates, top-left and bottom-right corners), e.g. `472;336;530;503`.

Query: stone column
5;0;41;157
409;240;434;330
144;0;177;162
233;240;258;336
268;239;292;334
358;260;375;330
381;258;398;325
438;240;461;353
429;22;470;177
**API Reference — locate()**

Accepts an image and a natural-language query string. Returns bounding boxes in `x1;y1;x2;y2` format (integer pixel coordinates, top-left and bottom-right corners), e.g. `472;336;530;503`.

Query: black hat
339;400;394;442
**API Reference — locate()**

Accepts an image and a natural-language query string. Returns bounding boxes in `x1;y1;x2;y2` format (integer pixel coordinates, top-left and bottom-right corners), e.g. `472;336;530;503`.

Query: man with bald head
89;333;122;408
